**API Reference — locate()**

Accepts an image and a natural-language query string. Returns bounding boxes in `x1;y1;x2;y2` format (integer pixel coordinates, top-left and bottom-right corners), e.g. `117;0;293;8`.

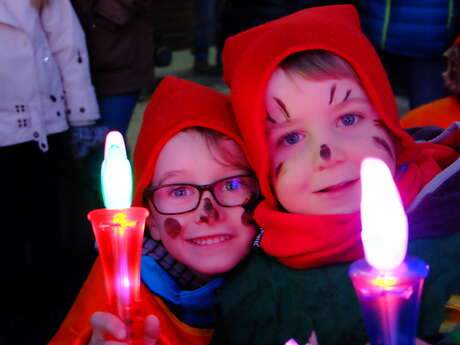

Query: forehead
153;131;246;183
265;68;370;121
154;132;210;173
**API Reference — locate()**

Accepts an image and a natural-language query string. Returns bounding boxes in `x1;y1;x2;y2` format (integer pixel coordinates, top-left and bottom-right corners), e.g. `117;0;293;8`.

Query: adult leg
97;92;140;137
192;0;215;73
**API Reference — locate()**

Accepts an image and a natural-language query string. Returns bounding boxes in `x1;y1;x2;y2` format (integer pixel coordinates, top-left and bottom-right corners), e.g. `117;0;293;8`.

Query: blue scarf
141;255;224;328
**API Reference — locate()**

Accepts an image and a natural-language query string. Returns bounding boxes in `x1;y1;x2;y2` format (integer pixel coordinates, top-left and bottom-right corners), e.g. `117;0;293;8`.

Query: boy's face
147;131;256;275
264;68;396;215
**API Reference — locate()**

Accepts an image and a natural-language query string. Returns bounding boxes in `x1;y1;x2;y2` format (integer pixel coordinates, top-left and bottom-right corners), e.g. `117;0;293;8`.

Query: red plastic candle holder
88;207;149;344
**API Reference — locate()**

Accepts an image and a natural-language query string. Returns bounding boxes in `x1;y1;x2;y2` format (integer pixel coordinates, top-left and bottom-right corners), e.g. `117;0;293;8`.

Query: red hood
222;5;418;206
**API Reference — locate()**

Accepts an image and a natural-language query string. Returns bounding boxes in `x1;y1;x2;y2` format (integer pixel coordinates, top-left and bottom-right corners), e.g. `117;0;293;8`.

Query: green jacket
212;233;460;345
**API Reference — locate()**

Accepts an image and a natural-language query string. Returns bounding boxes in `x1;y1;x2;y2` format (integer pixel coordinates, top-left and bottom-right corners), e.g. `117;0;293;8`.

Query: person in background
48;76;259;345
0;0;100;344
62;0;157;302
401;36;460;129
70;0;154;138
217;0;359;69
360;0;460;110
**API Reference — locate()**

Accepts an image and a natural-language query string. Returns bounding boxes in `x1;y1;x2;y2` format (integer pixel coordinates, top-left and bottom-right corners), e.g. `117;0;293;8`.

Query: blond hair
280;50;359;82
183;127;250;171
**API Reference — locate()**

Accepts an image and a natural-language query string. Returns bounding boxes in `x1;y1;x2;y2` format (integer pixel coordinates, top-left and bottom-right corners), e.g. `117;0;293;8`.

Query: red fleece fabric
222;5;459;269
132;76;245;207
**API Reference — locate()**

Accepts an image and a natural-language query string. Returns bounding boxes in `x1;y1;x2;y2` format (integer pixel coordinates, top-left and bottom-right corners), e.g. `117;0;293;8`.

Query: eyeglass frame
143;174;259;215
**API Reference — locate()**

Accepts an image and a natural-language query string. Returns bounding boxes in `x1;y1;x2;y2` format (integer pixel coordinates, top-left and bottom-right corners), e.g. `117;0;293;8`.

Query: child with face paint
48;76;259;345
210;5;460;345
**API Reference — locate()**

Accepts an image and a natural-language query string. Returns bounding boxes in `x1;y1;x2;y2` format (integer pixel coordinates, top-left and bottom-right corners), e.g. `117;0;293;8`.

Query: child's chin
293;203;359;215
193;262;237;276
320;203;359;215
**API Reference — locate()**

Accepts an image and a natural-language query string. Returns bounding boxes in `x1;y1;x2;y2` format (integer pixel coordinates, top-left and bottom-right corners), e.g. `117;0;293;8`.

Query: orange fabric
48;259;213;345
222;5;460;269
401;96;460;129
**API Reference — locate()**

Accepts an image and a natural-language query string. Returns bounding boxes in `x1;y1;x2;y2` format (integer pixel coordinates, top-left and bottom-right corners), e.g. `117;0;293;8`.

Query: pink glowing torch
87;131;149;344
349;157;429;345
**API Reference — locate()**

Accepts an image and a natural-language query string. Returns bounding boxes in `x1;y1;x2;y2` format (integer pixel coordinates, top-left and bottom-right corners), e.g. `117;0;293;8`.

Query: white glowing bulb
101;131;133;209
284;339;299;345
122;276;131;288
360;157;408;271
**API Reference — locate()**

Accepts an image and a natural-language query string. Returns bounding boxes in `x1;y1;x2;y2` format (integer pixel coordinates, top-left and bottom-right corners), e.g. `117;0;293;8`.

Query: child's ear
146;215;161;240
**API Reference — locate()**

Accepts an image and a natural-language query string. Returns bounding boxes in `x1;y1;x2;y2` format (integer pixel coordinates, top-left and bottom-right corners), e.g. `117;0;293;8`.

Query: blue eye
224;180;242;191
282;132;303;146
169;187;190;198
338;114;360;127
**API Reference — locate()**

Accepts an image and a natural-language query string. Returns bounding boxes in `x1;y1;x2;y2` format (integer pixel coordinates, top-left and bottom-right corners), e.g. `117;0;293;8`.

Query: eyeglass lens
152;176;257;214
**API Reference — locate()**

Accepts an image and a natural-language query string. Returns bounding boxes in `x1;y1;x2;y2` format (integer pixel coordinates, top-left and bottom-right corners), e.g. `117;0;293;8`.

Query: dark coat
360;0;460;58
219;1;360;47
71;0;154;96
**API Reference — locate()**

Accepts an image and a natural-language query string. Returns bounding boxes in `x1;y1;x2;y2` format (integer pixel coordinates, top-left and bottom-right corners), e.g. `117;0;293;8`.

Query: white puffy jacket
0;0;100;151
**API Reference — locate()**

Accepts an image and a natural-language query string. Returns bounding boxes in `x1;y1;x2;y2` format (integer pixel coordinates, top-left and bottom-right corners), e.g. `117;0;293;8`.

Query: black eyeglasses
143;174;259;215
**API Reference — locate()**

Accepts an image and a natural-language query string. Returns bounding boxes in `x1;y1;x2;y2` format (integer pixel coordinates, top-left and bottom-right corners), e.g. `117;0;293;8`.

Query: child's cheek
164;218;182;238
278;158;310;191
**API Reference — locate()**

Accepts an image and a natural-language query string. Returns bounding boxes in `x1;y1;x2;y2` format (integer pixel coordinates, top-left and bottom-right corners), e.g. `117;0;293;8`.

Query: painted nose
197;196;220;224
320;144;331;160
315;143;344;171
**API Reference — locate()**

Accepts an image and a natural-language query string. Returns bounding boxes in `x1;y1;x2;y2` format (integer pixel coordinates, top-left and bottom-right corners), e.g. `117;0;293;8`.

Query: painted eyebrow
274;97;290;120
342;89;351;103
266;113;277;123
274;162;284;178
372;136;395;161
329;83;337;105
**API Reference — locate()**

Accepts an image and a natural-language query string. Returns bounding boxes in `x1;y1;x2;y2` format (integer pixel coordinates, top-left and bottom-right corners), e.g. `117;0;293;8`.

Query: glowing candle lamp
349;157;429;345
101;131;133;209
87;131;149;345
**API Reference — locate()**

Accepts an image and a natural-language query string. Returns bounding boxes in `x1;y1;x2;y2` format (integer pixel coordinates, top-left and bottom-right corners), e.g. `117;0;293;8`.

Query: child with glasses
48;76;259;345
210;5;460;345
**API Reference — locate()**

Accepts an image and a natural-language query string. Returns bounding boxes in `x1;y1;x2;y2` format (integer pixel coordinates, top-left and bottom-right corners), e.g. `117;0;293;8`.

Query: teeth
190;235;231;246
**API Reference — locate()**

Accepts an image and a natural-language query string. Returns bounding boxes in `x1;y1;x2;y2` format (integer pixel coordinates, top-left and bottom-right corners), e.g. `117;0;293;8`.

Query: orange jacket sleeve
401;96;460;129
48;258;214;345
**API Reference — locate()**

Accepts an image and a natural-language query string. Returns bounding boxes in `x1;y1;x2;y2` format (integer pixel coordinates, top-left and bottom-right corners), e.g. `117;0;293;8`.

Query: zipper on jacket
380;0;391;49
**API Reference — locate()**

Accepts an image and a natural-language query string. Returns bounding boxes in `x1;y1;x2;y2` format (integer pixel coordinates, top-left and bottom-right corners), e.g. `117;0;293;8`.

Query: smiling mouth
315;178;360;193
189;235;233;246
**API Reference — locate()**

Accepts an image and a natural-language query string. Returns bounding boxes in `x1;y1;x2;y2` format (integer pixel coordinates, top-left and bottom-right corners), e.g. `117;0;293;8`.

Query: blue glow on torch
101;131;133;209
